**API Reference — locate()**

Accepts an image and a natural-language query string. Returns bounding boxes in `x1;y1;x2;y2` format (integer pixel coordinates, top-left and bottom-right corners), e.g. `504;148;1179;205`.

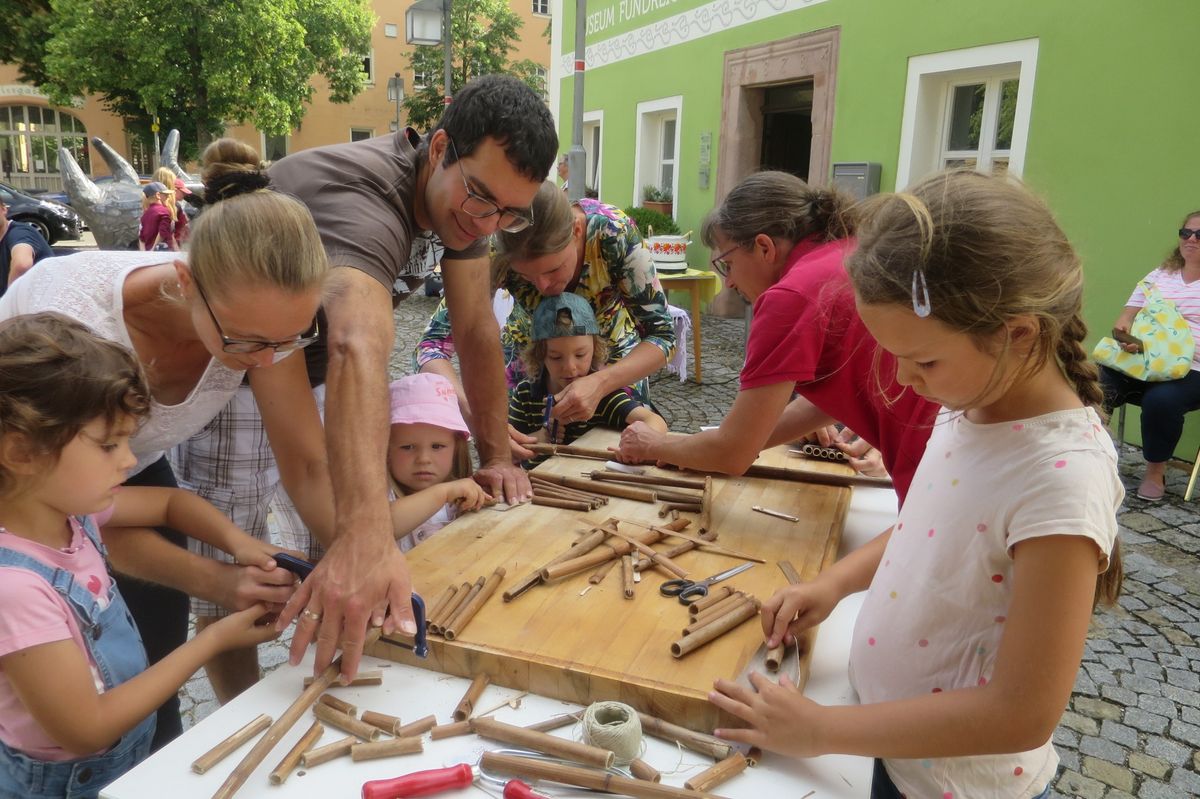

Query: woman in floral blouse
416;181;674;436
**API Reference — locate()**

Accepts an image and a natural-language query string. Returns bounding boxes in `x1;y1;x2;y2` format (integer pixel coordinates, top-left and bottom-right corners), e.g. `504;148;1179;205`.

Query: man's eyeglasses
195;280;320;354
710;245;738;278
448;138;534;233
1179;228;1200;241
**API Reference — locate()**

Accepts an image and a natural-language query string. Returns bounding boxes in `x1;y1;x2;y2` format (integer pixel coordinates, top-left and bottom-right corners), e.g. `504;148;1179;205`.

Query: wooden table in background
658;268;722;383
370;429;853;732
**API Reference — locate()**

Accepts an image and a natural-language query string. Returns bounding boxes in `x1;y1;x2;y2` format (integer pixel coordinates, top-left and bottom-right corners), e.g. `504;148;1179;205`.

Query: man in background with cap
0;198;52;294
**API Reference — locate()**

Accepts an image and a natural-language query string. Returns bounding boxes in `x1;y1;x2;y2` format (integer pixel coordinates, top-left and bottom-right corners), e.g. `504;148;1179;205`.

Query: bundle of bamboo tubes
671;593;761;658
423;566;506;639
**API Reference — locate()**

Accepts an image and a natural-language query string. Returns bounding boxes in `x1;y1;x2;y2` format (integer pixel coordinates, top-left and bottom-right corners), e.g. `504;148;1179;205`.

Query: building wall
554;0;1200;454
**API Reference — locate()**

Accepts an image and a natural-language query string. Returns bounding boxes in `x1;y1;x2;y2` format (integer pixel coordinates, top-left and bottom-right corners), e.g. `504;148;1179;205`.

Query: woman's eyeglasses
448;138;534;234
195;280;320;354
1179;228;1200;241
710;245;738;278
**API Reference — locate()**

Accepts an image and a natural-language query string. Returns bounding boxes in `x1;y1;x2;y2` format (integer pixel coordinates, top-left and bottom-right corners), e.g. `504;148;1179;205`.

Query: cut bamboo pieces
616;518;766;564
481;751;726;799
687;585;736;614
602;528;689;579
429;580;475;633
589;470;708;490
430;720;473;739
634;540;695;573
744;462;893;489
524;712;581;733
659;501;701;516
316;693;356;717
630;758;663;783
452;674;490;721
423;583;459;624
191;713;272;774
503;518;620;601
444;567;506;640
635;712;735;761
671;597;761;658
299;735;357;768
588;558;619;584
542;528;663;581
685;593;753;633
360;710;403;736
684;751;749;792
469;716;615;769
350;737;424;762
531;495;593;511
268;721;323;785
527;443;611;460
621;554;634;598
699;476;714;540
393;714;437;738
765;560;806;673
211;627;382;799
313;702;383;741
304;669;382;687
540;472;658;502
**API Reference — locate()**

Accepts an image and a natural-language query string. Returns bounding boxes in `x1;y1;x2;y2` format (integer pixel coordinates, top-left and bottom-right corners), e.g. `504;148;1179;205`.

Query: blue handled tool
659;562;755;605
272;553;428;657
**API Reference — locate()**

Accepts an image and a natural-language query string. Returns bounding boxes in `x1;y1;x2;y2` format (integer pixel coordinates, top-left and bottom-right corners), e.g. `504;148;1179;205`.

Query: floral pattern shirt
414;200;674;398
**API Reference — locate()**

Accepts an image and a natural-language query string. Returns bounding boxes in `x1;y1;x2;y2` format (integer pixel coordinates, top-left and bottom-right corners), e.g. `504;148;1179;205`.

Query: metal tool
361;762;547;799
272;553;429;658
659;562;754;604
751;505;800;523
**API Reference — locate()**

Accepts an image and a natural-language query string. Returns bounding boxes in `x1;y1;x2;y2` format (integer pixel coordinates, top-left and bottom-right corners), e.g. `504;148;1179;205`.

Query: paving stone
1123;707;1169;735
1075;669;1100;696
1162;684;1200;708
1059;748;1080;773
1155;653;1189;670
1132;659;1165;679
1125;645;1157;662
1081;757;1134;793
1088;664;1120;688
1055;727;1081;748
1169;767;1200;795
1101;685;1140;706
1076;697;1123;721
1119;672;1163;696
1100;653;1133;671
1165;668;1200;690
1062;710;1102;735
1057;769;1107;799
1099;719;1140;748
1102;790;1137;799
1155;605;1194;623
1144;735;1191;766
1121;513;1169;533
1168;718;1200;748
1137;781;1188;799
1129;752;1170;779
1088;638;1120;654
1080;735;1128;765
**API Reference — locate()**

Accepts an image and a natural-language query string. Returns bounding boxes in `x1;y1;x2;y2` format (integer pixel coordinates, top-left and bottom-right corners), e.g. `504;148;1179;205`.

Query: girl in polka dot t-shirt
710;172;1124;799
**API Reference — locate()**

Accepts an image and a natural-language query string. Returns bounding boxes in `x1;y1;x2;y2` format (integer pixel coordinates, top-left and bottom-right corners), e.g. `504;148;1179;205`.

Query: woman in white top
1100;209;1200;501
0;138;333;748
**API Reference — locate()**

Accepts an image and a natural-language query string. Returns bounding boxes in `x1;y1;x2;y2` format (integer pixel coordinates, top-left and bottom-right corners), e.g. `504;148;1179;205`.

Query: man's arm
763;396;838;449
441;256;532;503
275;266;414;681
6;243;35;286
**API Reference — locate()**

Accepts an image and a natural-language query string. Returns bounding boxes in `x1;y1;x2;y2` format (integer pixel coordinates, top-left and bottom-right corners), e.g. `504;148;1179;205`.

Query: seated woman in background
509;293;666;451
1099;209;1200;501
416;181;674;444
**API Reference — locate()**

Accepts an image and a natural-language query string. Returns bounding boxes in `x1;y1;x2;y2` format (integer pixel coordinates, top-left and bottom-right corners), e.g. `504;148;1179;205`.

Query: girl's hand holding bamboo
761;580;839;649
709;672;822;759
445;478;492;512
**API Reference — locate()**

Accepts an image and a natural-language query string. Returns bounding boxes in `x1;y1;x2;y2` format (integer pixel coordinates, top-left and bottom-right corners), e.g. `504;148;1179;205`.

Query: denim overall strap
0;527;155;798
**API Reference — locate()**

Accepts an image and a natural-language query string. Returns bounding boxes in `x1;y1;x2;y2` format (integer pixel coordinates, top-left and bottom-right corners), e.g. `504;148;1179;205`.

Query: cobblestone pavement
180;292;1200;798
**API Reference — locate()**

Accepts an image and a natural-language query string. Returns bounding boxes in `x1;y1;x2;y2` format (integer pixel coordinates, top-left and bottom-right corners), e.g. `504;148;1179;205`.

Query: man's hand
615;420;666;464
473;458;532;505
508;423;537;461
550;373;607;425
277;531;413;682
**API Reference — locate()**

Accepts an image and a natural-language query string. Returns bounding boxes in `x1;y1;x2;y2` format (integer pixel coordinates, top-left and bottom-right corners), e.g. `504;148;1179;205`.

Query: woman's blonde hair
700;170;856;249
520;330;609;379
848;169;1122;606
491;181;575;290
1159;209;1200;273
152;167;180;222
188;138;327;300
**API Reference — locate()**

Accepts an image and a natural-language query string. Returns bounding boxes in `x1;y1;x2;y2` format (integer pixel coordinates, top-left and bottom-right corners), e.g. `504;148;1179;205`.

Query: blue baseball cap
532;293;599;340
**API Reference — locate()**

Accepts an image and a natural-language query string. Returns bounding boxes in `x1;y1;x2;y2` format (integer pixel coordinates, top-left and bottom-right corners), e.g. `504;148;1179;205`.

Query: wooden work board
368;429;851;731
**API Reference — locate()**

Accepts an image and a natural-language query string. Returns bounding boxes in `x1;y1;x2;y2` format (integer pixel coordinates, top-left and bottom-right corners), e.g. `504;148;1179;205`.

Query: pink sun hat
388;373;470;438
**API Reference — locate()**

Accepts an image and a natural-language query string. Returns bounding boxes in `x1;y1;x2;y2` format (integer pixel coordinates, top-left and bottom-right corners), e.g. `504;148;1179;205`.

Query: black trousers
115;456;188;751
871;759;904;799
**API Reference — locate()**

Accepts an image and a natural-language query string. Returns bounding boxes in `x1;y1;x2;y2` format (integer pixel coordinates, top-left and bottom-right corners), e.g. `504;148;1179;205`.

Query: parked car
0;182;83;244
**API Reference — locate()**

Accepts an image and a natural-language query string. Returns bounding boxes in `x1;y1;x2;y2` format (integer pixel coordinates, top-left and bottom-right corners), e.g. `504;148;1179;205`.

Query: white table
102;486;898;799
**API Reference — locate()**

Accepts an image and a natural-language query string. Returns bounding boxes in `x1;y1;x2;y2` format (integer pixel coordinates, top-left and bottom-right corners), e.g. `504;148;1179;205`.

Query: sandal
1136;476;1165;502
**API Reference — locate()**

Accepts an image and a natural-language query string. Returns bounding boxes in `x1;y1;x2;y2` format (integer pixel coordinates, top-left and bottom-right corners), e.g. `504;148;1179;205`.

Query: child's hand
710;673;824;758
202;604;282;651
446;478;492;512
761;581;839;649
229;537;286;572
214;564;299;613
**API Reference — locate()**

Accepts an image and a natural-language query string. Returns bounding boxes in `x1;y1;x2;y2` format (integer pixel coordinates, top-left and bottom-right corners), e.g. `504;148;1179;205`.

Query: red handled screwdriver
362;763;547;799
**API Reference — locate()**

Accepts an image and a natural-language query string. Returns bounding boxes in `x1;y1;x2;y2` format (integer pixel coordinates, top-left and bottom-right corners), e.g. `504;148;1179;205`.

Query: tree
0;0;54;86
38;0;375;150
404;0;546;131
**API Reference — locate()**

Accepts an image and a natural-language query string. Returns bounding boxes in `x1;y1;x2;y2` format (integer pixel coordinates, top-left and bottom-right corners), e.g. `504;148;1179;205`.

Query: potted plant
642;184;673;217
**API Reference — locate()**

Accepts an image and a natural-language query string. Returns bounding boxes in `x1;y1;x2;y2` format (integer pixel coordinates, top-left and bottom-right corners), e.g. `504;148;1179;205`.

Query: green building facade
549;0;1200;455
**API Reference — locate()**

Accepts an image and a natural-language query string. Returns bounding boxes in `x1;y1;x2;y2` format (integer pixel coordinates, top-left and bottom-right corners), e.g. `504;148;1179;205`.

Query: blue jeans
0;517;155;798
1100;365;1200;462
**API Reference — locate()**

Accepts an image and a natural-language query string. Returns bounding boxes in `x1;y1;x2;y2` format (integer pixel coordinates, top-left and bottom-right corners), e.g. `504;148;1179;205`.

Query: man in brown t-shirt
270;75;556;679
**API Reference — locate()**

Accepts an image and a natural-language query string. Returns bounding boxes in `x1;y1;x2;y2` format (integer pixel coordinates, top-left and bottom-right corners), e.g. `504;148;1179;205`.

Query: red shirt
740;237;937;504
138;203;176;251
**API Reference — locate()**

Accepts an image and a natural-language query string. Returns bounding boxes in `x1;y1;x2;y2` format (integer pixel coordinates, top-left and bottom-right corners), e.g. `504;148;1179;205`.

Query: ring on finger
301;609;322;623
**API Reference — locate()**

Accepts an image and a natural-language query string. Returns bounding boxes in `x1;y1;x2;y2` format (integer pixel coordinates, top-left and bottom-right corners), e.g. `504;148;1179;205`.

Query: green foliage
0;0;54;86
404;0;545;131
38;0;375;149
623;206;680;237
642;184;672;203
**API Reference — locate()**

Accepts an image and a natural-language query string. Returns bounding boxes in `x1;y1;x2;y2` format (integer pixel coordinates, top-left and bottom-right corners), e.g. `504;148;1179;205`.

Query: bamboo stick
532;495;593;511
430;720;473;739
393;714;437;738
617;518;766;563
299;735;356;768
684;752;749;792
539;472;658;503
687;585;736;614
530;475;609;502
659;502;701;516
432;577;484;634
423;583;459;623
429;580;475;632
588;557;620;584
635;712;735;761
444;567;507;640
778;560;803;584
621;554;634;599
542;528;664;581
267;721;323;785
685;593;753;633
481;751;725;799
452;674;490;720
470;716;615;768
502;519;619;601
191;713;272;774
672;599;761;658
313;702;383;741
765;640;787;673
630;758;662;783
699;476;714;540
654;488;705;504
350;737;424;762
603;528;689;579
316;693;357;717
589;470;708;490
523;712;581;733
634;540;696;572
744;462;893;489
527;443;611;460
304;669;382;687
211;628;381;798
360;710;402;736
531;484;605;507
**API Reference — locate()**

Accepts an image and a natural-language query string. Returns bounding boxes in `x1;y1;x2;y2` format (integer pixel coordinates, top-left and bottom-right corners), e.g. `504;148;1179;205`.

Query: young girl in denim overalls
0;313;284;798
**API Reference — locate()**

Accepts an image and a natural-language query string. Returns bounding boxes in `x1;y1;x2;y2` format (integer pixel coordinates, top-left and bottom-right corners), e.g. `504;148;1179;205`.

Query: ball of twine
581;701;643;765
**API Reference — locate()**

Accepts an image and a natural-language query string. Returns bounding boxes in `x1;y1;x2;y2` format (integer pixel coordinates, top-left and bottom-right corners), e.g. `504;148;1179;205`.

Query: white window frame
384;23;398;38
260;132;290;162
350;128;374;142
362;49;376;86
532;0;550;15
583;109;603;197
413;68;429;90
533;65;548;102
633;95;682;218
895;39;1038;189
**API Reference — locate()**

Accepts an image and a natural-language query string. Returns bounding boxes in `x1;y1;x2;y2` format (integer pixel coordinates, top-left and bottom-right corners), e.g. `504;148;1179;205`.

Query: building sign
587;0;680;36
0;84;86;108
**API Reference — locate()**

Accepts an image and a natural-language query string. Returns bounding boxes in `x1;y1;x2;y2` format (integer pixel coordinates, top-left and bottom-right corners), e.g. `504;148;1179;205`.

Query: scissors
659;562;755;605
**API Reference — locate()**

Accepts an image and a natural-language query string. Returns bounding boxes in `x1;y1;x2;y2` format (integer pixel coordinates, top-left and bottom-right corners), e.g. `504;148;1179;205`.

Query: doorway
760;82;813;180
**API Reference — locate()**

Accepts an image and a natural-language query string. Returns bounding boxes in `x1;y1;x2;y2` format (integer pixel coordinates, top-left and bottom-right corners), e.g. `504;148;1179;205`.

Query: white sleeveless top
0;251;245;475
